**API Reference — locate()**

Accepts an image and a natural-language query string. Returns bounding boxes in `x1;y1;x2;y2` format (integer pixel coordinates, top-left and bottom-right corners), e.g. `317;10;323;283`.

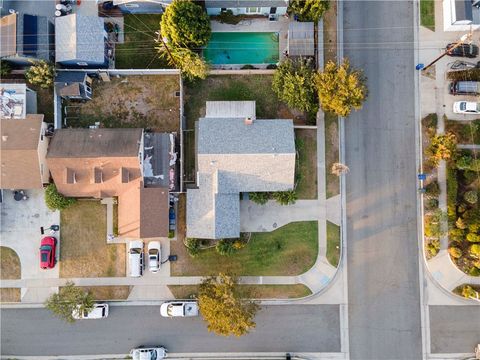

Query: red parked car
40;236;56;269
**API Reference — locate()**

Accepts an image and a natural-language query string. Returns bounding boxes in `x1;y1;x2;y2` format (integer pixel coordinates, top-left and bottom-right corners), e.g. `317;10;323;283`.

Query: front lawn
295;129;317;199
60;201;126;278
420;0;435;31
168;284;312;299
115;14;170;69
325;112;339;198
0;247;20;279
326;221;340;267
183;75;303;182
171;221;318;276
0;289;20;303
445;119;480;145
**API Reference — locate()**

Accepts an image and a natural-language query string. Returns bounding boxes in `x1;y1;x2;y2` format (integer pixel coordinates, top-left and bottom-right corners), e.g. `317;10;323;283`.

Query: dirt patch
323;0;337;64
60;200;126;278
295;129;317;199
81;286;131;300
0;288;20;302
325;113;340;198
70;75;180;132
0;247;21;280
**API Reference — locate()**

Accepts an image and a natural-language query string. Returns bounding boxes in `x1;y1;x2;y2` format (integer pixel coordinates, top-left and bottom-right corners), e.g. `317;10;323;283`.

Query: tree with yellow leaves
198;273;259;337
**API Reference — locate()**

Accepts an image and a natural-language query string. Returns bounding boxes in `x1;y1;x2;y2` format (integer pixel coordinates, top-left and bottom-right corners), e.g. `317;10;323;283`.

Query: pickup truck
160;301;199;317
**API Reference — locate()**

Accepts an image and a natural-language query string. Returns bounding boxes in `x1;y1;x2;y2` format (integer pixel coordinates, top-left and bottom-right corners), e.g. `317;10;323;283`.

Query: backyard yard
115;14;170;69
64;75;180;132
170;221;318;276
183;75;306;182
168;284;312;300
60;201;126;280
0;247;21;302
295;129;317;199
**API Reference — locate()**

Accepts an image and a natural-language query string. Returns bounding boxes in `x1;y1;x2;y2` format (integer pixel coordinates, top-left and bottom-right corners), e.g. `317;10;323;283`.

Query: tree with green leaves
0;60;12;77
249;192;270;205
44;282;94;323
272;190;298;205
315;59;367;117
272;58;318;114
45;184;76;211
287;0;330;22
198;273;259;337
158;44;208;80
25;60;55;89
160;0;211;48
426;133;457;168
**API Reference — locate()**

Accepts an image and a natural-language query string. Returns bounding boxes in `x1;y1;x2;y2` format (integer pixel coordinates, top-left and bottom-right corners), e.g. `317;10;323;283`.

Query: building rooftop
288;21;314;57
0;14;16;58
0;83;27;119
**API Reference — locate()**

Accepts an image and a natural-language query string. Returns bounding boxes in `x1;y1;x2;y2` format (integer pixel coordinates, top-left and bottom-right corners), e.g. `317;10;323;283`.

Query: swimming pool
203;32;279;65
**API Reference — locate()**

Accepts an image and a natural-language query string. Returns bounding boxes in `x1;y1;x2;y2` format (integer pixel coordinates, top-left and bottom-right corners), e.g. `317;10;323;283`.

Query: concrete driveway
1;189;60;301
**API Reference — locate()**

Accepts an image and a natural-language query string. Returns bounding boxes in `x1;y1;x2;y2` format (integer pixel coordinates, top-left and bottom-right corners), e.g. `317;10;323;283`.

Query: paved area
343;1;423;359
429;305;480;354
0;189;60;300
0;305;341;356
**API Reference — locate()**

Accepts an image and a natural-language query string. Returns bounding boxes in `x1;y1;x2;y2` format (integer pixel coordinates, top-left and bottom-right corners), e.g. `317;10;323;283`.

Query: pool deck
211;17;290;64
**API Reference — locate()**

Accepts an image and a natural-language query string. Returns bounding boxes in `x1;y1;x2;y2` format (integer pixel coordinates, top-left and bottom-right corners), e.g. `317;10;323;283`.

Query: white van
129;240;144;277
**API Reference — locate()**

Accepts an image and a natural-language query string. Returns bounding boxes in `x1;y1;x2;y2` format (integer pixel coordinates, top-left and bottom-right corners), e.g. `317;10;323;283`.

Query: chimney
244;117;254;125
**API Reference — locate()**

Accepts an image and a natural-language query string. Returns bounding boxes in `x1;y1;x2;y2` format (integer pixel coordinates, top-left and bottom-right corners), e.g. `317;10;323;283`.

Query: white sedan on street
148;241;161;273
72;303;109;320
453;101;480;114
130;346;167;360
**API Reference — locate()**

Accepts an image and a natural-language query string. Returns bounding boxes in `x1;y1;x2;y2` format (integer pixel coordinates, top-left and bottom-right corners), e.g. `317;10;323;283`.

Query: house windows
246;7;261;14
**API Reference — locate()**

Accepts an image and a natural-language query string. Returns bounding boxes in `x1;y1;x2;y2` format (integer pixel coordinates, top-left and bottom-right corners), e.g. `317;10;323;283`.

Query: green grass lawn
295;129;317;199
168;284;312;299
326;221;340;267
115;14;170;69
170;221;318;276
325;112;340;198
420;0;435;31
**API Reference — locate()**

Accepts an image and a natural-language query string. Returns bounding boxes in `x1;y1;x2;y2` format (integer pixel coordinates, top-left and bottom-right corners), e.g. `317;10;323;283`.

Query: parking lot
0;189;60;302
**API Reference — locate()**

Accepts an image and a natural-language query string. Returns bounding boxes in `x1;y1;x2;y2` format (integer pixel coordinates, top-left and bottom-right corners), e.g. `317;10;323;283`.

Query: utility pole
154;31;176;66
419;32;472;72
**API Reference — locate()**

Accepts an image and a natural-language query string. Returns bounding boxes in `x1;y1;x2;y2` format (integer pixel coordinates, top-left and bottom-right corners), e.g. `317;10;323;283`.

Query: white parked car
453;101;480;114
72;303;109;320
130;346;167;360
160;301;199;317
129;240;144;277
148;241;161;273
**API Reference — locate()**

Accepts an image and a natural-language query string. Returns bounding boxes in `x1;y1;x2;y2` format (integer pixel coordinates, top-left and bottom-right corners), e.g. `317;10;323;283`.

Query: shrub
216;239;236;256
466;233;480;243
464;190;478;204
426;133;457;168
464;170;479;184
469;223;480;233
185;237;201;257
25;60;55;88
456;155;473;170
233;239;247;250
160;0;211;48
426;239;440;258
249;192;270;205
425;198;439;210
448;246;462;259
455;217;467;229
272;58;318;113
425;180;440;198
44;184;76;211
0;60;12;77
447;68;480;81
469;267;480;276
447;167;458;206
266;64;277;70
241;64;256;70
272;190;298;205
287;0;330;22
422;113;438;130
168;230;175;239
216;9;244;24
449;227;465;242
470;244;480;258
460;285;479;299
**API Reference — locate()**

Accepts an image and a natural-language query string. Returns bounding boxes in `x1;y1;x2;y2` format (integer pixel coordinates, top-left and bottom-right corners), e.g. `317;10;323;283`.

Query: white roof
0;83;27;119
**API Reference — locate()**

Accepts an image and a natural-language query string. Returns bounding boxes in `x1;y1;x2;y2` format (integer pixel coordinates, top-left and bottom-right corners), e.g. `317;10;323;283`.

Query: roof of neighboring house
288;21;314;57
204;0;288;7
1;83;28;119
0;114;45;189
205;101;256;119
55;72;89;97
187;101;295;239
118;183;169;238
0;14;17;58
55;14;105;63
55;71;88;83
47;128;143;158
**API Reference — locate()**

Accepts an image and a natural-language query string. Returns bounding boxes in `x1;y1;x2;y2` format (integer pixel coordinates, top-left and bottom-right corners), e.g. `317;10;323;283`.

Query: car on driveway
446;43;479;58
130;346;167;360
453;101;480;114
72;303;109;320
160;301;199;317
148;241;161;273
39;236;56;269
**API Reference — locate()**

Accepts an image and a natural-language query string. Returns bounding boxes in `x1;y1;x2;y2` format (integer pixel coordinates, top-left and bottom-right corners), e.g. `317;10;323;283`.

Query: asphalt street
1;305;340;356
429;306;480;354
343;1;423;359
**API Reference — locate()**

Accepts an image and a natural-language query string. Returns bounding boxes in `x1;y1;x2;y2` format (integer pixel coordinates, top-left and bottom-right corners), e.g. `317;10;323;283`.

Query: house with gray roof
187;101;295;239
205;0;288;18
55;14;108;68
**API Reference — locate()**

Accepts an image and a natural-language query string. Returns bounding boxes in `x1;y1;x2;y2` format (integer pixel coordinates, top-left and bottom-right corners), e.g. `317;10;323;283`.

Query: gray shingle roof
187;102;295;239
288;21;314;57
55;14;105;63
205;0;288;8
